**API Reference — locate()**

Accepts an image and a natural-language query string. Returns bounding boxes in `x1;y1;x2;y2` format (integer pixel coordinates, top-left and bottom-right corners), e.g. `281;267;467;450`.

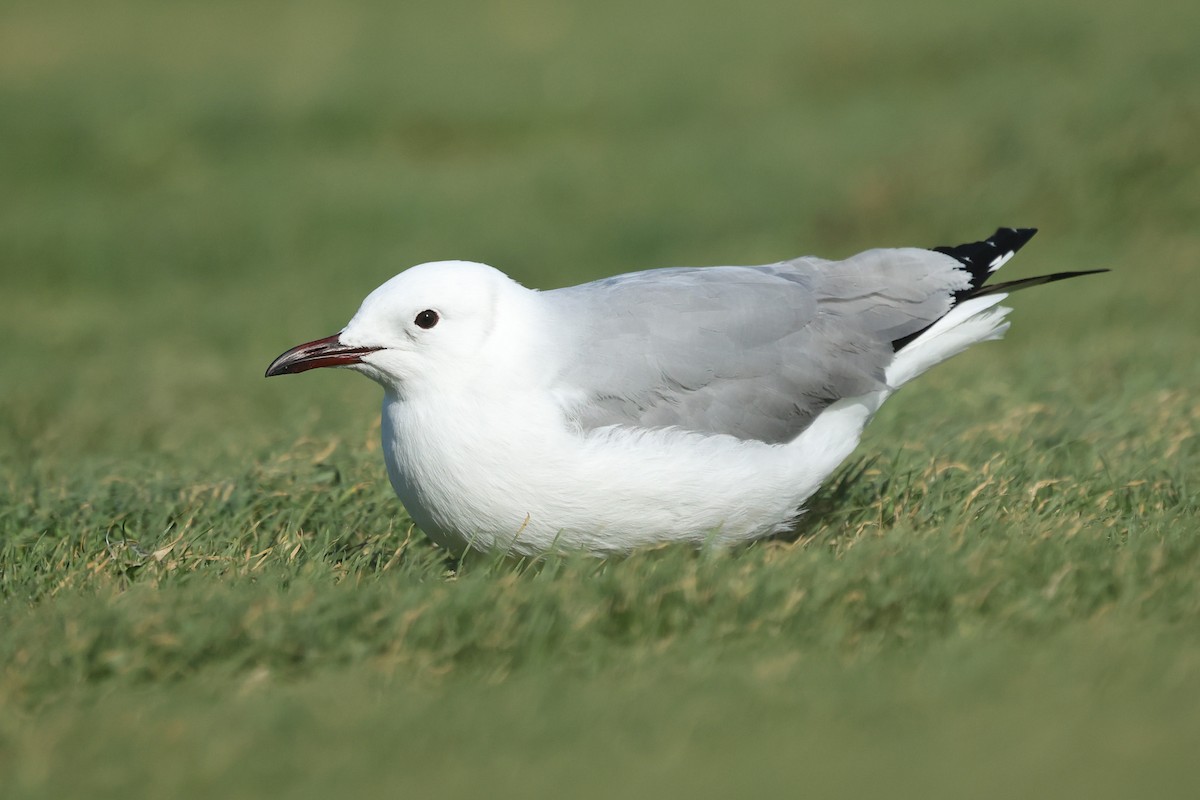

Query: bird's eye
414;309;440;329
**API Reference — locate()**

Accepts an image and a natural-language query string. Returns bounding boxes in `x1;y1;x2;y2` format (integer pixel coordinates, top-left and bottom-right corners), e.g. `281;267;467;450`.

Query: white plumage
266;228;1097;555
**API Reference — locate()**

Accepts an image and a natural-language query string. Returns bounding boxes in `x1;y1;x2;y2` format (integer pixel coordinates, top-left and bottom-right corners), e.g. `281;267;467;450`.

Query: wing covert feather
543;247;968;443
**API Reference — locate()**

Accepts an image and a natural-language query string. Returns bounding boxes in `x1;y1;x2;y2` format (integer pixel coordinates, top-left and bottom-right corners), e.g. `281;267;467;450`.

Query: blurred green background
2;0;1198;797
4;0;1196;466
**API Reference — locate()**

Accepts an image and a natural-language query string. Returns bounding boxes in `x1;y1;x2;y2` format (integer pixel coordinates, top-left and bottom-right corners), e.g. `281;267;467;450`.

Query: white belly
378;390;880;555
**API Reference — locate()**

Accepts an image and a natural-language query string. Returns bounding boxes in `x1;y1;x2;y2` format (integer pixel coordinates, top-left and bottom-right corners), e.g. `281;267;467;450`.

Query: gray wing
542;247;971;444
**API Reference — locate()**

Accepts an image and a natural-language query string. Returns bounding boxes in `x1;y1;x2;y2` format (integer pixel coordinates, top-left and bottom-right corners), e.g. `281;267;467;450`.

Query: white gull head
268;260;545;398
341;260;542;395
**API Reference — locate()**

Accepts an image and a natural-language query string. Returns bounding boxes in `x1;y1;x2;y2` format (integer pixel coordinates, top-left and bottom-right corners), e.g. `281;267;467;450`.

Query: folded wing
543;246;973;444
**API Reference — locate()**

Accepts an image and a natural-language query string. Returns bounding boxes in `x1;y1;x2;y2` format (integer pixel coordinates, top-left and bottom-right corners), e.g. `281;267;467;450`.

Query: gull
266;228;1101;555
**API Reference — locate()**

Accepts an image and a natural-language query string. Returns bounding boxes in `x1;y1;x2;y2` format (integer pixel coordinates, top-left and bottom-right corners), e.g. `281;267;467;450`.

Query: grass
2;0;1199;796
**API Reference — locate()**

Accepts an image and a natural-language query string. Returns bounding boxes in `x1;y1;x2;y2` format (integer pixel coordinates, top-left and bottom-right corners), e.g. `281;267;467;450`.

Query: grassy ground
2;0;1198;796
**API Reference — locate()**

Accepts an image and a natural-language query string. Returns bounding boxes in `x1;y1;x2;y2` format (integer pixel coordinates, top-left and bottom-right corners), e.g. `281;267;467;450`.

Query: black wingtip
974;268;1109;297
891;228;1108;352
933;227;1039;292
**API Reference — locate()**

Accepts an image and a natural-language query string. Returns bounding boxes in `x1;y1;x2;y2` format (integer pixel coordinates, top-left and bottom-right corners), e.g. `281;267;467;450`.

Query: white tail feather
885;293;1012;388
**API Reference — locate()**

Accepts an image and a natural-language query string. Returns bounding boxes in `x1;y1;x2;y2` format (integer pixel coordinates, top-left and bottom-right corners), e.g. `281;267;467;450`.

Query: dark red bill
264;334;382;377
